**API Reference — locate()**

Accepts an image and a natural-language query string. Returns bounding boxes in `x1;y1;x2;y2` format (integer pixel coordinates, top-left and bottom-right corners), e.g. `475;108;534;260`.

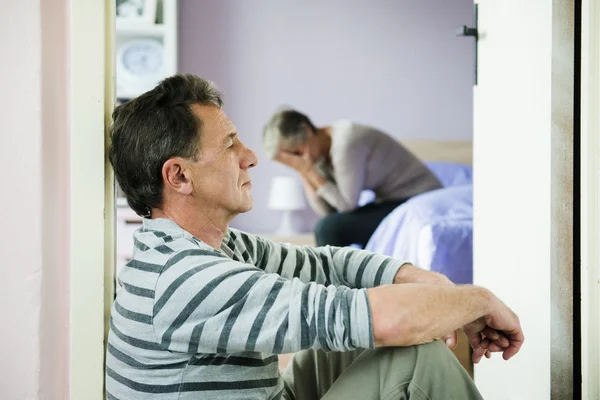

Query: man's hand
394;264;457;348
275;151;313;174
393;264;453;286
463;292;524;364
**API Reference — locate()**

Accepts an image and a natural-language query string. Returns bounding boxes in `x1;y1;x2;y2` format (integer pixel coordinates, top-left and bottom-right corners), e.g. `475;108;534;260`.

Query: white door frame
580;0;600;397
69;1;115;398
473;0;581;397
65;0;600;398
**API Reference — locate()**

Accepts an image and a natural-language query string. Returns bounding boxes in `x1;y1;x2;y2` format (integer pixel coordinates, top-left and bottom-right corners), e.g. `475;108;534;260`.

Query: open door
472;0;576;398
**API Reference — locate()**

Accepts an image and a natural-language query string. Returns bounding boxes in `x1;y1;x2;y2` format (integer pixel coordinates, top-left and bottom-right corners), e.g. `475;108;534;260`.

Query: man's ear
162;158;193;195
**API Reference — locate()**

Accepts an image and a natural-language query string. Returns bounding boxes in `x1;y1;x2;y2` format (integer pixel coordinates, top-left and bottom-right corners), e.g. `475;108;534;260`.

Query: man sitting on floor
105;74;523;400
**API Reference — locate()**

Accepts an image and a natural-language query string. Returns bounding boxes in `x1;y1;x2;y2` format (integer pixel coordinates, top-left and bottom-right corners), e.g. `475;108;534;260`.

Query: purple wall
178;0;474;233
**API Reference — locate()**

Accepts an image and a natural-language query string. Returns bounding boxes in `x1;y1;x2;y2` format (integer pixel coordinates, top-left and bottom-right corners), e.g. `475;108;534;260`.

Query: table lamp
268;176;307;235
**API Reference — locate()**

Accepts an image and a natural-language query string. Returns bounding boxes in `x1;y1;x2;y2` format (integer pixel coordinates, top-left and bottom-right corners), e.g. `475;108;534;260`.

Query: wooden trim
69;1;114;398
580;0;600;397
104;0;116;374
401;140;473;165
550;0;576;397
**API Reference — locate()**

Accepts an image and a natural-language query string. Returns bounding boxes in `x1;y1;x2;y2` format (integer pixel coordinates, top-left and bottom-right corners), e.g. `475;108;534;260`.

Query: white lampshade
268;176;307;211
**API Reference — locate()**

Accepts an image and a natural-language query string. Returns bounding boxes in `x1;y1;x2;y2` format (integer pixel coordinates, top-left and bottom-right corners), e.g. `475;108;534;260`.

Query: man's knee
371;341;459;373
410;340;459;364
419;339;453;354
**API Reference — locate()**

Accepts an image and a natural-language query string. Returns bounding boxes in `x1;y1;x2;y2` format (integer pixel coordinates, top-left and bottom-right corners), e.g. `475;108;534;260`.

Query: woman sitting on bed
263;109;442;247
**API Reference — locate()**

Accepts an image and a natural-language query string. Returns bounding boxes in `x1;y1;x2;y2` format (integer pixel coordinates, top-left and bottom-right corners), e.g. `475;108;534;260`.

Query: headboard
401;140;473;166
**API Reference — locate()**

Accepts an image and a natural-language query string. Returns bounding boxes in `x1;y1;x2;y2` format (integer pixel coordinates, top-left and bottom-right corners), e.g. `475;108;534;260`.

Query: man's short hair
109;74;223;217
262;109;316;159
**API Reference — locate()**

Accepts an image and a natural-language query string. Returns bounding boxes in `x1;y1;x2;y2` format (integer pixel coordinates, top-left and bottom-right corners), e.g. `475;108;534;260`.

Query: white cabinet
114;0;178;280
115;0;177;100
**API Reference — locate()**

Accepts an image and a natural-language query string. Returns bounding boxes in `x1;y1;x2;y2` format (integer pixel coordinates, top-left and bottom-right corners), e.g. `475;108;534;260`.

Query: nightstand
254;233;316;247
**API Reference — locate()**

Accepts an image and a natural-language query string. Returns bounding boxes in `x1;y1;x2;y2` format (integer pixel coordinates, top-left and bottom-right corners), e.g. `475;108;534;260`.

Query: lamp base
274;210;298;236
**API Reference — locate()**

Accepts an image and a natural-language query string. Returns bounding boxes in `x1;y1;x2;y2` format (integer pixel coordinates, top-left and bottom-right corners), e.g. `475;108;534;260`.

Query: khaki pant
282;340;483;400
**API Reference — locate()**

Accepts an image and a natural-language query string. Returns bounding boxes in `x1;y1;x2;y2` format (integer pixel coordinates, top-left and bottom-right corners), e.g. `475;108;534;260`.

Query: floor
278;330;473;378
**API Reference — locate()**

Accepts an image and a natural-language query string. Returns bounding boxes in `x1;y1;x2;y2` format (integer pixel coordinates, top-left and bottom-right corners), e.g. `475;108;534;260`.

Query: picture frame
116;0;158;24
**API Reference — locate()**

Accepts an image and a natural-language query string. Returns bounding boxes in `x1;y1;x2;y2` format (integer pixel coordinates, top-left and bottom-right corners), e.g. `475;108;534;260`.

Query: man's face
187;104;257;218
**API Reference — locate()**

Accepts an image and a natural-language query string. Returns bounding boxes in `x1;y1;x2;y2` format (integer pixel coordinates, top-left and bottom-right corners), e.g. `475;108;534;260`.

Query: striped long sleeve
224;229;404;289
153;230;404;355
153;259;372;355
106;218;406;400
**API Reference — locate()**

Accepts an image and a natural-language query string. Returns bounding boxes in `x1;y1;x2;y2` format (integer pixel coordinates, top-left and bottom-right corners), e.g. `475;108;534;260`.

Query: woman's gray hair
262;109;316;159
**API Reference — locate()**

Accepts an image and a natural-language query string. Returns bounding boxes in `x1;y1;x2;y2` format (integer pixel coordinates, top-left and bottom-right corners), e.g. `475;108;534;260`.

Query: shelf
117;81;163;100
116;91;143;100
115;197;129;207
116;22;165;37
117;88;162;100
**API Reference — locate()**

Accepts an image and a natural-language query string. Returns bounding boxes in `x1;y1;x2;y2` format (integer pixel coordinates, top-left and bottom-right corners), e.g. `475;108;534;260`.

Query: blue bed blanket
365;182;473;284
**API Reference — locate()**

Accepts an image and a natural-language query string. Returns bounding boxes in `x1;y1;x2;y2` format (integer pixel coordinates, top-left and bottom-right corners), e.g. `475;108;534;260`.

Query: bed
361;140;473;283
279;140;474;373
360;140;475;375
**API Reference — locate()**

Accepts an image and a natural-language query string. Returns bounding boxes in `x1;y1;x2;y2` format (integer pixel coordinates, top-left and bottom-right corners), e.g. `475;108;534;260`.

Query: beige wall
0;1;70;399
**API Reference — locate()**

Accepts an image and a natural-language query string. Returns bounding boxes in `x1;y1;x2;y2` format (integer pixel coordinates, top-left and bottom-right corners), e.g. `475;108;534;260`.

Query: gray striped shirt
106;218;404;399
